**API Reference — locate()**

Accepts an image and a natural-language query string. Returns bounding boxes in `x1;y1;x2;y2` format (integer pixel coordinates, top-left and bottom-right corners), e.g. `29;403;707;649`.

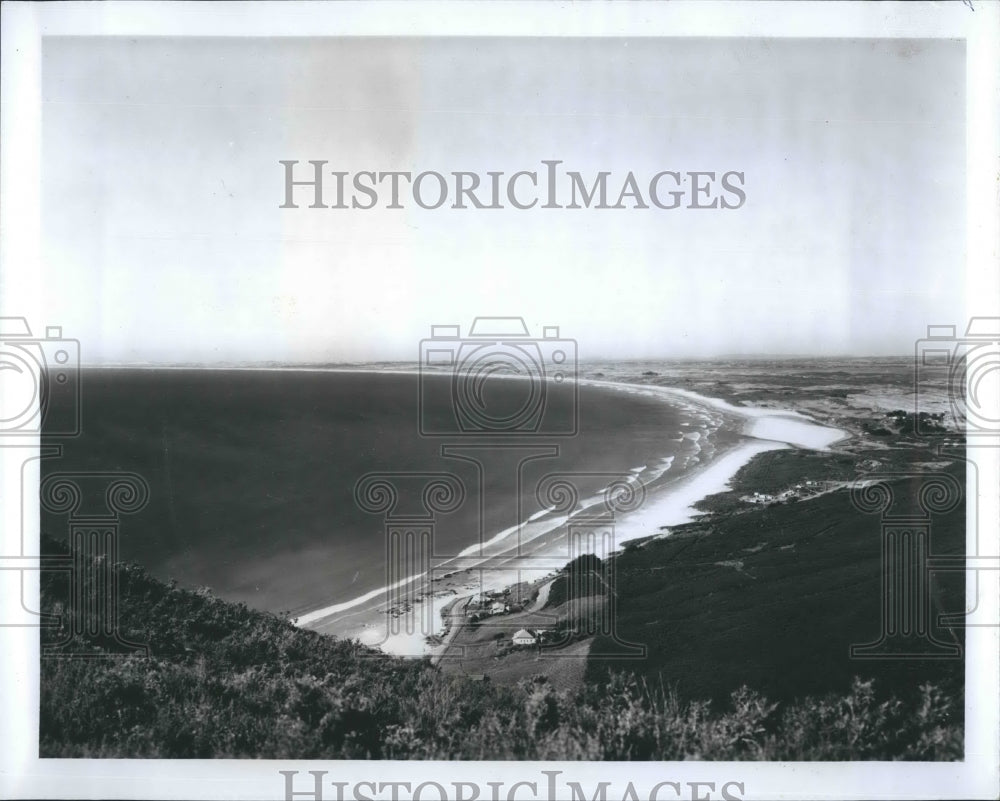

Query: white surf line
294;370;847;630
295;570;427;627
137;364;844;628
611;439;788;543
297;452;723;631
297;512;577;628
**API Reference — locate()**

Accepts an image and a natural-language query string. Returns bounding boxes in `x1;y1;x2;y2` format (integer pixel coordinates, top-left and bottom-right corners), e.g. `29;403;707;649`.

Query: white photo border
1;2;997;799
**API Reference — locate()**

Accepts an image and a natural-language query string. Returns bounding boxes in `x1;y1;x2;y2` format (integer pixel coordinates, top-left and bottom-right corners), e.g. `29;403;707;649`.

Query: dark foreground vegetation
40;535;961;759
591;460;966;709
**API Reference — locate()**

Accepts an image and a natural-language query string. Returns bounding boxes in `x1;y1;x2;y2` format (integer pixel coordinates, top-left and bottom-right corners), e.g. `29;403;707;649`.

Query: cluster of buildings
742;480;825;506
465;591;521;622
464;590;552;648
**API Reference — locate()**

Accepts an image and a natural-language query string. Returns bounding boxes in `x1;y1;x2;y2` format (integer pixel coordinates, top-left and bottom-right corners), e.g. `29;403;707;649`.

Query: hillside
38;534;960;759
588;451;966;708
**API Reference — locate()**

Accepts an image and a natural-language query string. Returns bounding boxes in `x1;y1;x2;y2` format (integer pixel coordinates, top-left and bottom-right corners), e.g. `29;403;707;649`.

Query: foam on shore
295;371;848;654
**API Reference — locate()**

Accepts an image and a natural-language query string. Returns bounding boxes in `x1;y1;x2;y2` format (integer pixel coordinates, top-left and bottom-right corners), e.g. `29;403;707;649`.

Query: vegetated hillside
39;535;960;759
588;465;966;712
544;553;608;610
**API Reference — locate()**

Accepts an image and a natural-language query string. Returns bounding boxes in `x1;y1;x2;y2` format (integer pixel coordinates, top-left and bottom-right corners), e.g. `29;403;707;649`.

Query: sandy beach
298;375;848;657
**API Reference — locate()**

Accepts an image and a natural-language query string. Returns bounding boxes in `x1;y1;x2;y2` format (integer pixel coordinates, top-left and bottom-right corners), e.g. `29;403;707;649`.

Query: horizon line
77;353;918;369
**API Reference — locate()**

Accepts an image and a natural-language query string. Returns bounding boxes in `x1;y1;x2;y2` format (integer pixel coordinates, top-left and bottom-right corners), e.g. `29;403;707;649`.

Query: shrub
38;536;962;760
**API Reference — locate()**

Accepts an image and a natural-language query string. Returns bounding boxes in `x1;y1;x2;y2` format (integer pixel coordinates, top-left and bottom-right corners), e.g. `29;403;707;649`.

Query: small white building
490;601;506;614
512;629;536;646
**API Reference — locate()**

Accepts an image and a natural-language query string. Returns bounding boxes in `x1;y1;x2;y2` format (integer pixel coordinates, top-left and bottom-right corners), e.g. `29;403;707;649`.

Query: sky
40;37;966;364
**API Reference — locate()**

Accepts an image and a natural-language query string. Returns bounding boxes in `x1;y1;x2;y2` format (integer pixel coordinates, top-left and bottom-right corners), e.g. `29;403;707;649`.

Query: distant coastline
84;360;847;450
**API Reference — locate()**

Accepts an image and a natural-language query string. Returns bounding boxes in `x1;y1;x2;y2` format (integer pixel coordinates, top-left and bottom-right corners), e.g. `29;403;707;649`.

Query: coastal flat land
437;586;601;691
582;356;952;434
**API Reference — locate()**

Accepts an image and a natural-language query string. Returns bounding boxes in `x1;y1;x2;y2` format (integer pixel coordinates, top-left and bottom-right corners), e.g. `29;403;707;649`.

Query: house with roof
512;629;537;646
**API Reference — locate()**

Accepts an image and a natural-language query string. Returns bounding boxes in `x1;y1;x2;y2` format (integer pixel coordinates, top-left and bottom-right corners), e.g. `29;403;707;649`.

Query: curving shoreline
550;377;847;544
295;370;847;655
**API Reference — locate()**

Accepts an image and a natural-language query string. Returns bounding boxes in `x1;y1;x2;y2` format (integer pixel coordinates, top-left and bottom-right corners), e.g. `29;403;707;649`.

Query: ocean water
42;369;739;615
